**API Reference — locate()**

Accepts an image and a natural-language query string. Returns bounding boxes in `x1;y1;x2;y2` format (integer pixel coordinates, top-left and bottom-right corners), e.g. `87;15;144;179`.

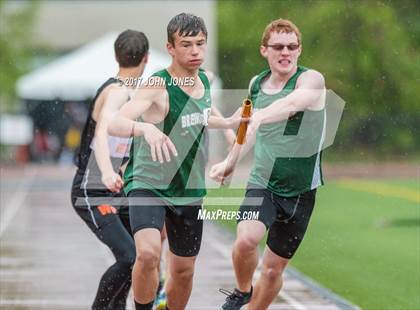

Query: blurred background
1;0;419;163
0;0;217;163
0;1;419;310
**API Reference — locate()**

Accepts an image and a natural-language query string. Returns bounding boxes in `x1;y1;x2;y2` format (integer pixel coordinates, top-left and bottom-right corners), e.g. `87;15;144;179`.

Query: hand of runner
101;170;124;192
226;107;250;129
209;160;234;184
143;123;178;163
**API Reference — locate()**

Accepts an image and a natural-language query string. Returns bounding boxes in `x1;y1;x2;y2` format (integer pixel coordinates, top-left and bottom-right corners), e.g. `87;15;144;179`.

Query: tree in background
0;0;38;112
218;0;420;158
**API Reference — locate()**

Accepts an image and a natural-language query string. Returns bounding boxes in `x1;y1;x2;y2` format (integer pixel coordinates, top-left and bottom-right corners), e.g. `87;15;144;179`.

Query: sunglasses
265;43;300;51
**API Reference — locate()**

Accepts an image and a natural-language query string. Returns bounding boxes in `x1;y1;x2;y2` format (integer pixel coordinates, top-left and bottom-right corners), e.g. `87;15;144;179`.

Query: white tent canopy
16;32;171;101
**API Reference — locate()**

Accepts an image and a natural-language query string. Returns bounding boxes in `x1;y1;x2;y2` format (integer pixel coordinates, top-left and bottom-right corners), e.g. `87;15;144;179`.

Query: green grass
205;179;420;310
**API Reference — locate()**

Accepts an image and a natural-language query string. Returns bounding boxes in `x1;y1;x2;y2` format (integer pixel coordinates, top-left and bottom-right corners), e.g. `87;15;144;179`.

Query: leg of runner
165;253;197;310
128;190;168;309
110;205;135;309
232;220;266;292
220;188;277;309
220;220;265;310
132;229;162;305
247;247;288;310
71;179;136;310
164;204;203;310
91;218;135;310
154;226;168;309
248;189;316;309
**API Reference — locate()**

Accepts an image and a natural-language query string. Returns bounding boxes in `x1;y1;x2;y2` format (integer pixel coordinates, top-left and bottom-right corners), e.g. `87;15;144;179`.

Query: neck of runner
116;67;143;88
167;63;199;81
266;65;298;90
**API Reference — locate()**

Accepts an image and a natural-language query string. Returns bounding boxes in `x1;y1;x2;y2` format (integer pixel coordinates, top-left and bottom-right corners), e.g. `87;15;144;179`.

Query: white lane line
205;224;306;310
0;168;36;237
279;292;307;310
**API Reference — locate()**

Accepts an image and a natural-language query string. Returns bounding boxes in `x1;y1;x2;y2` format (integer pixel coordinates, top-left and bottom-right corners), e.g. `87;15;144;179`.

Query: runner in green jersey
108;13;243;310
210;19;326;310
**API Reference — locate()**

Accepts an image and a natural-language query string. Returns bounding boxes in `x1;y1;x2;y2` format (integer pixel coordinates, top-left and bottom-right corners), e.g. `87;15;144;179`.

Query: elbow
107;125;117;137
107;119;119;136
106;127;117;137
287;101;303;116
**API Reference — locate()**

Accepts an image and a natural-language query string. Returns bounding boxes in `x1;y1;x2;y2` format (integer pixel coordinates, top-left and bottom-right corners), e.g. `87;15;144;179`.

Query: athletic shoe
219;286;253;310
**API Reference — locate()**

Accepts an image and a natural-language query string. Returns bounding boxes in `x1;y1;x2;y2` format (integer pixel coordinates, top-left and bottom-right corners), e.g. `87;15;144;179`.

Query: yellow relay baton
236;98;252;144
218;98;252;186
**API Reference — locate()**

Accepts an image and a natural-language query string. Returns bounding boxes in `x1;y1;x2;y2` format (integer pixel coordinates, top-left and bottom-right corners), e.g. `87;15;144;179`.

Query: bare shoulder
101;81;125;98
298;69;325;88
93;83;128;118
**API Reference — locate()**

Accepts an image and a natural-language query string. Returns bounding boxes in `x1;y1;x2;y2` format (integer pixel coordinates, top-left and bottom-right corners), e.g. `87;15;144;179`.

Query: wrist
133;121;148;136
102;168;115;178
226;116;235;129
224;117;231;129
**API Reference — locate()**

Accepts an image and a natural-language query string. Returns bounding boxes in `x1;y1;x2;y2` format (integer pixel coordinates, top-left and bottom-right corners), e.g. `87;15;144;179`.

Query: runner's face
260;31;301;75
167;32;207;70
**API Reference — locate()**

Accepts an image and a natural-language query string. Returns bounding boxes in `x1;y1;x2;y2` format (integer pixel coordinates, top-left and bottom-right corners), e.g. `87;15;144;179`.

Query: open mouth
278;59;291;65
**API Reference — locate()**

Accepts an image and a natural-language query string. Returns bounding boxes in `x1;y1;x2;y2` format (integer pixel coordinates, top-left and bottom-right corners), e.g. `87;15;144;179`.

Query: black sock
238;285;253;295
134;300;154;310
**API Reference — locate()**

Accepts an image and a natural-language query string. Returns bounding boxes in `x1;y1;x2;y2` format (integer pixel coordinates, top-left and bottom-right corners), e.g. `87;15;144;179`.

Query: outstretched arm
108;82;178;163
209;76;258;183
209;130;256;184
107;85;157;137
203;70;247;131
210;106;236;146
207;106;245;129
247;70;325;137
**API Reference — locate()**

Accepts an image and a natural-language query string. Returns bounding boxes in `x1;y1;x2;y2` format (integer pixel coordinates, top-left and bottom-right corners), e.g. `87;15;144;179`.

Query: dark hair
167;13;207;45
114;30;149;68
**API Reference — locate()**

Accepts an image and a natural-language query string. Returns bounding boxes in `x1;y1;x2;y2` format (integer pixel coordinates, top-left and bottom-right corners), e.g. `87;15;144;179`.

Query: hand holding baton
210;98;252;186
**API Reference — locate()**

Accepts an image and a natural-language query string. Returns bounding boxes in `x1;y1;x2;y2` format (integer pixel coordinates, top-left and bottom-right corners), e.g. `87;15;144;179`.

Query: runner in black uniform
70;30;149;310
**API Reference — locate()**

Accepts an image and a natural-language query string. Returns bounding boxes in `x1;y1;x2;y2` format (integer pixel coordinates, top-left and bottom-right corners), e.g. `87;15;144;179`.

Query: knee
117;257;135;270
116;245;136;267
262;259;288;281
235;235;259;253
120;252;136;267
262;266;283;281
135;248;160;270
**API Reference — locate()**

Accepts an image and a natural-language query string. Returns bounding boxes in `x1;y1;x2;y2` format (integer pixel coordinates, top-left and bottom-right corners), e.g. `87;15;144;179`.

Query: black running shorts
238;184;317;259
127;189;203;257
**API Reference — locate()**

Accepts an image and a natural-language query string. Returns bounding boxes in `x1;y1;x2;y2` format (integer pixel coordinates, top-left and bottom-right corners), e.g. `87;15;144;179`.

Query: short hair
261;19;302;46
114;30;149;68
167;13;207;45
